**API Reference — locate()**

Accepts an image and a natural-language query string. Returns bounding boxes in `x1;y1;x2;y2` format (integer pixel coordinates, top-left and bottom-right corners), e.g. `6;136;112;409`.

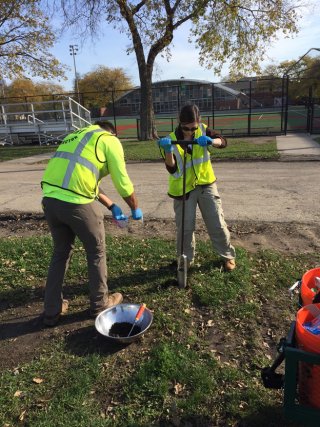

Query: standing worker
158;104;236;276
41;120;143;326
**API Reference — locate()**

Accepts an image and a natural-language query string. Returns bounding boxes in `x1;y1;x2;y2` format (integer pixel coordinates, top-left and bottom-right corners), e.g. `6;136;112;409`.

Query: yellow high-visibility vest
42;125;131;203
168;124;216;197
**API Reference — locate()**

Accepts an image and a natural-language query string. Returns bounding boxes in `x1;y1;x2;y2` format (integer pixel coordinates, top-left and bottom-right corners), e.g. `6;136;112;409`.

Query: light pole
283;47;320;135
283;47;320;77
69;44;80;103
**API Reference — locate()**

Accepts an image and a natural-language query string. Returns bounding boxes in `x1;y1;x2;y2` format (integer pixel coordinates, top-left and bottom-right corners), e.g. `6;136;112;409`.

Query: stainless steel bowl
95;303;153;344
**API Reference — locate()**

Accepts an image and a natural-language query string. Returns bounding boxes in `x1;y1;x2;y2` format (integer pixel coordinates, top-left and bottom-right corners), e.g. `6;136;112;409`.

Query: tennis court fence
1;76;319;141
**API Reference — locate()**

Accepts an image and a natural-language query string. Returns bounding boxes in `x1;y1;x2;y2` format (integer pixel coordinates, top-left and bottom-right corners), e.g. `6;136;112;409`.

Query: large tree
0;0;65;80
260;55;320;99
279;55;320;99
77;65;133;111
6;78;65;101
57;0;301;140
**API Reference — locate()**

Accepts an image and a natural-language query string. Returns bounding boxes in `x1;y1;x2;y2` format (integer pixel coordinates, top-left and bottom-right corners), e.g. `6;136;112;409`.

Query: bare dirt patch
1;212;320;254
0;212;319;372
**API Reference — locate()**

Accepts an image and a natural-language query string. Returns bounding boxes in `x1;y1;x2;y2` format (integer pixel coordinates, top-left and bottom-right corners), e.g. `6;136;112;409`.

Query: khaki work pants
173;183;236;264
42;197;107;316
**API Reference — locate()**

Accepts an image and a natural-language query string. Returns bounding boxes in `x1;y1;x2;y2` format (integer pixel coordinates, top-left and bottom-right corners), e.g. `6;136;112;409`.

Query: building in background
224;76;284;108
107;78;250;116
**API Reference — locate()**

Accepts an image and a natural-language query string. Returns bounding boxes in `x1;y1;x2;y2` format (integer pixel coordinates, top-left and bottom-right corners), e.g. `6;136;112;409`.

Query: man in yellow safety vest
41;120;143;326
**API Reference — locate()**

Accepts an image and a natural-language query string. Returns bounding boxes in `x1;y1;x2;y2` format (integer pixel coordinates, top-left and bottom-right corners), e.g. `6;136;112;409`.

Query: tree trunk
139;66;157;140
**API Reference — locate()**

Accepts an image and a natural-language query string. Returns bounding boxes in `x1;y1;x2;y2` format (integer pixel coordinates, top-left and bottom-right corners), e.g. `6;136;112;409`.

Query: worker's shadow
0;309;90;341
237;405;289;426
109;259;223;291
109;261;178;291
64;325;129;357
0;310;128;358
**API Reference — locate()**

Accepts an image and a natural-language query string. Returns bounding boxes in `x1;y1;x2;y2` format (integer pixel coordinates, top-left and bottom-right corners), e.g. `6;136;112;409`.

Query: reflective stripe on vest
52;129;102;188
172;124;208;178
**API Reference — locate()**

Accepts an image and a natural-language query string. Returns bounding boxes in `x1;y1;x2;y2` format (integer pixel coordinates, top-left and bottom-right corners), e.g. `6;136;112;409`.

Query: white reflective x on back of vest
53;128;103;189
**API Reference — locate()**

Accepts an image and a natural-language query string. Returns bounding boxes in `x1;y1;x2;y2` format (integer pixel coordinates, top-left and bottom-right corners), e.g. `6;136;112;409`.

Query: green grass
122;138;279;161
0;145;56;161
1;234;318;426
121;139;162;161
213;137;278;160
0;137;278;162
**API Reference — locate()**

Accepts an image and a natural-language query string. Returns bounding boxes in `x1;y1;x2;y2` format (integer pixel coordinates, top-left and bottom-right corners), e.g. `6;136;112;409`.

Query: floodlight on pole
69;44;80;102
283;47;320;77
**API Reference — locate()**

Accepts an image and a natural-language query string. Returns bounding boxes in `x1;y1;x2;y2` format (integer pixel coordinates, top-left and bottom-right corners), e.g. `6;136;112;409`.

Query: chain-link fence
1;77;319;139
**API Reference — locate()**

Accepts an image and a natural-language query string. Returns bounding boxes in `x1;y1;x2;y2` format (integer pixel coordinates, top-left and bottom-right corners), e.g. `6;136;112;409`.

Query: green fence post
284;75;289;136
248;80;252;135
307;85;313;133
136;118;140;140
111;90;117;134
280;76;285;132
211;83;215;129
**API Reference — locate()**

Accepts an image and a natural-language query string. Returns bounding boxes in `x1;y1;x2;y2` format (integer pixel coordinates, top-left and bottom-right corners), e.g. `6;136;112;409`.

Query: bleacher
0;97;91;145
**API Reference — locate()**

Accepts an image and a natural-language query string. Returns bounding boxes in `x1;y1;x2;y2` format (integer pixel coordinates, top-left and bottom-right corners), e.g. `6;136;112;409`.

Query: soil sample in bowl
109;322;142;337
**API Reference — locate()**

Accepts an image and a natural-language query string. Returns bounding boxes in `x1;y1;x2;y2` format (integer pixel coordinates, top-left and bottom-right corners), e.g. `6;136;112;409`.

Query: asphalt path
1;156;320;224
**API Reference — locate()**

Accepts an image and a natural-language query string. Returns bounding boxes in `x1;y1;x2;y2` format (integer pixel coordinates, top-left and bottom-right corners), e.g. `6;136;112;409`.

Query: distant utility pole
69;44;80;103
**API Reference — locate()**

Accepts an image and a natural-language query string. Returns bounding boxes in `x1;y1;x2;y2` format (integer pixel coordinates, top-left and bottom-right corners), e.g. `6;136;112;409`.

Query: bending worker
158;104;236;275
41;120;143;326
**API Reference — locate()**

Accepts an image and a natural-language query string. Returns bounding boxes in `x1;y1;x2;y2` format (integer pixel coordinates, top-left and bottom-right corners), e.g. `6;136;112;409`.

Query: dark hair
94;120;116;134
179;104;201;124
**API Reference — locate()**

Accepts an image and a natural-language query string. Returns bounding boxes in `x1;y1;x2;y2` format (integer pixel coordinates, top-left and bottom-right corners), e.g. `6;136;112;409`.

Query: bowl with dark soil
95;303;153;344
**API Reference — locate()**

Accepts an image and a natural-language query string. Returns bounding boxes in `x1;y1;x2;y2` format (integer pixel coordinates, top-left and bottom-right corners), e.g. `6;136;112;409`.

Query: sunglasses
181;125;198;132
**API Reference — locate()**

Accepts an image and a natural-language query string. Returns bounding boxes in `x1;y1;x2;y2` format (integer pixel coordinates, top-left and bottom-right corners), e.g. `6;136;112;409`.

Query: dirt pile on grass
1;212;320;254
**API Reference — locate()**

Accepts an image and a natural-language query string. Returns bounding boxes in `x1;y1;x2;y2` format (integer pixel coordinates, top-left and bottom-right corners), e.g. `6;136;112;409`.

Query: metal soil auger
172;140;189;289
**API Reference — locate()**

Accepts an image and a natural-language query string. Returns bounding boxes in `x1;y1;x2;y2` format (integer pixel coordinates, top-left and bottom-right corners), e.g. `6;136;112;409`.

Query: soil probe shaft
127;303;146;337
172;140;211;288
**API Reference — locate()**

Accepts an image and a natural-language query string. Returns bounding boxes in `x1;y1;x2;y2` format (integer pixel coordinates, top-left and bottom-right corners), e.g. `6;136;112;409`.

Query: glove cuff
108;203;115;211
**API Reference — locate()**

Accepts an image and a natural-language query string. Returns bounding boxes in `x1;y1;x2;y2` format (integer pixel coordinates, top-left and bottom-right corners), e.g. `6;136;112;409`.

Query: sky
49;6;320;91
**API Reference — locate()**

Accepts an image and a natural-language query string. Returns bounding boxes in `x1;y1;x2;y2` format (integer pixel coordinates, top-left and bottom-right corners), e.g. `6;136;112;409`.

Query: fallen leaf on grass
19;410;27;421
32;378;44;384
239;401;248;409
173;382;185;395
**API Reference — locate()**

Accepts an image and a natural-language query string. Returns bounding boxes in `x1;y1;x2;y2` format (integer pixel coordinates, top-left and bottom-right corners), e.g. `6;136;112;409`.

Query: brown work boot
224;259;236;272
90;292;123;317
43;299;69;327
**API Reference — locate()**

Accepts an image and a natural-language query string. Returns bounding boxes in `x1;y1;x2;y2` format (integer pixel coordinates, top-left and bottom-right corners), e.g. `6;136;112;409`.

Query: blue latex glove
158;137;173;153
131;208;143;220
196;135;212;146
111;204;128;221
